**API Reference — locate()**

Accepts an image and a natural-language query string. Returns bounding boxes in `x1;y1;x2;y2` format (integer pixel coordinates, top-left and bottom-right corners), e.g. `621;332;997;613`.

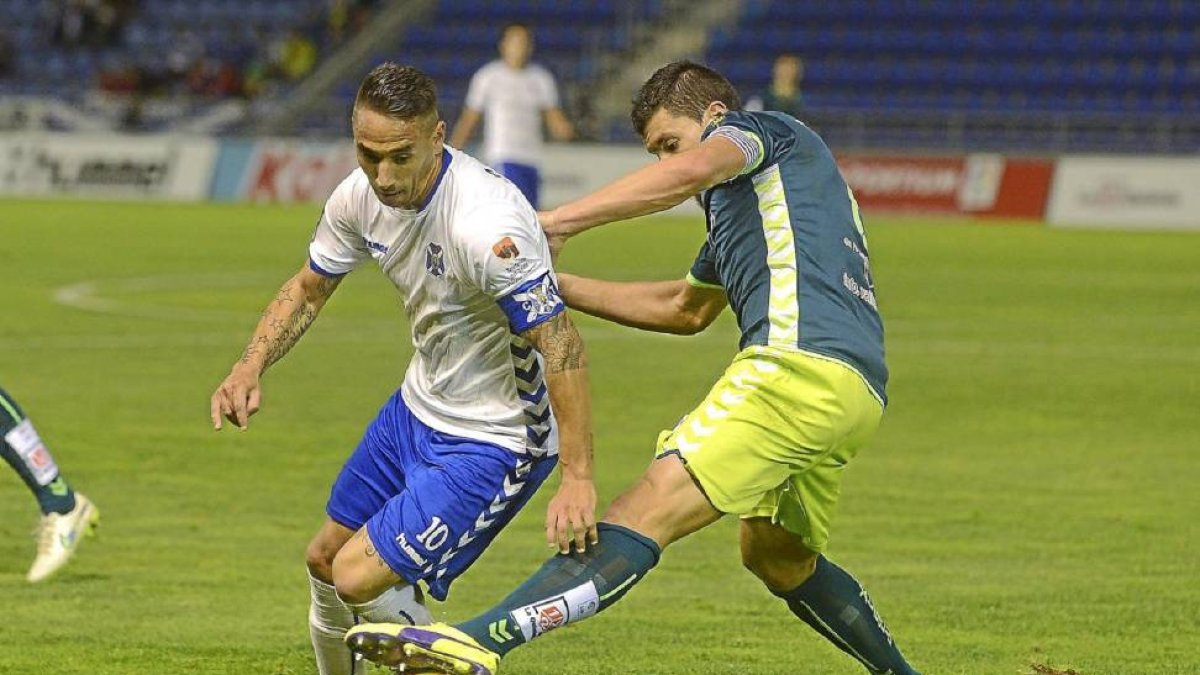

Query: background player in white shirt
450;23;574;208
209;63;596;675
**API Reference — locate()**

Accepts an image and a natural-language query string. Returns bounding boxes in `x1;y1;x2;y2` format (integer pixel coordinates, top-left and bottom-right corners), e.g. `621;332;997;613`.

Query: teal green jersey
689;111;887;403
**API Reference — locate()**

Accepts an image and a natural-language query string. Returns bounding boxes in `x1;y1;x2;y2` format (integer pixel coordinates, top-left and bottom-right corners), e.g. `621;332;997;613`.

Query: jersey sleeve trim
496;272;566;333
308;256;348;278
686;271;724;290
708;125;765;176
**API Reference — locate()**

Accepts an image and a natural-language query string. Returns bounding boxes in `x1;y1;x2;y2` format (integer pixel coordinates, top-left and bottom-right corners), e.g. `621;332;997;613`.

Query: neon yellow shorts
655;345;884;552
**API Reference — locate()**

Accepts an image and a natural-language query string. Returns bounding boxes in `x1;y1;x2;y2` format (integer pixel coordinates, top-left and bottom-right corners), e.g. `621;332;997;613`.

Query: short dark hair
631;61;741;137
355;62;438;121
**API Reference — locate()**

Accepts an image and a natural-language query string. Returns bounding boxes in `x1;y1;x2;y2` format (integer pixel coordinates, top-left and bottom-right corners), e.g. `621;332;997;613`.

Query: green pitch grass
0;200;1196;675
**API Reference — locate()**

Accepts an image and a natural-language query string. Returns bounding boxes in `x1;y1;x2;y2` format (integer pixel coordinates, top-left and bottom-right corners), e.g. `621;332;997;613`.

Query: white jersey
308;147;563;456
464;60;559;167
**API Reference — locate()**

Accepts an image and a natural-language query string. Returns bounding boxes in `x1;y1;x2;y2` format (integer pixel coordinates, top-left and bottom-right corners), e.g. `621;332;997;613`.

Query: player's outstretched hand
210;366;262;431
545;475;598;554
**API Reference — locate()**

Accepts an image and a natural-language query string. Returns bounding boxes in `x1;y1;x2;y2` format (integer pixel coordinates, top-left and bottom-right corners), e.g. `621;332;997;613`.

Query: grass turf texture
0;199;1196;675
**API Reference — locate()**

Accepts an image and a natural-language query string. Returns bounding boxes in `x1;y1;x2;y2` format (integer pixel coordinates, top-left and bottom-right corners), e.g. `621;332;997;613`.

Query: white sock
345;584;433;625
308;572;359;675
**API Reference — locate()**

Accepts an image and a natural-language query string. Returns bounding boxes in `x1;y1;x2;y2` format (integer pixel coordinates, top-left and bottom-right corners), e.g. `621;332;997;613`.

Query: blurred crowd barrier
2;133;1198;230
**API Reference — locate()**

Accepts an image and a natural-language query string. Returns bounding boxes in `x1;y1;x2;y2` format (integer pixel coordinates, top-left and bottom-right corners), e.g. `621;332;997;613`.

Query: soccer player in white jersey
209;63;597;675
450;23;574;208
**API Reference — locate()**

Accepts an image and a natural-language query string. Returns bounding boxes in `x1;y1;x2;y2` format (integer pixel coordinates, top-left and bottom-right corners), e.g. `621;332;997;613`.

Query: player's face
499;26;532;67
641;108;703;159
353;106;446;209
641;102;727;159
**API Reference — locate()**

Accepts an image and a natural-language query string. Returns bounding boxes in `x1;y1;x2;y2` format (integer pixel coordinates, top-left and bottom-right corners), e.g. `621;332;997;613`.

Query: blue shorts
326;390;557;601
496;162;540;208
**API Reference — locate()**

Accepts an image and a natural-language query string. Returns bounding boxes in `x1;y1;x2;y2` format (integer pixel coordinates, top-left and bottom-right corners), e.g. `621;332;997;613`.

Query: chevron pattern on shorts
668;363;769;456
431;458;533;581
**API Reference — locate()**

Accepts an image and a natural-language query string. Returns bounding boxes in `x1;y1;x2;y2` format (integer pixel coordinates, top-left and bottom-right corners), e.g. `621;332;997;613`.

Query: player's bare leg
600;452;724;547
308;518;356;583
347;454;723;672
307;519;362;675
741;517;920;674
308;518;429;675
739;516;818;590
332;526;407;604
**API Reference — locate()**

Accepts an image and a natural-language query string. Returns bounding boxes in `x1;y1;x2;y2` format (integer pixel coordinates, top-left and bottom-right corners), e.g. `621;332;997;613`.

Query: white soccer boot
27;493;99;583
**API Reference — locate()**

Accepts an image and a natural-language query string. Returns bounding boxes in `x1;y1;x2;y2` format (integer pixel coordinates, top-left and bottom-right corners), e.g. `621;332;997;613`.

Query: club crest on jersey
492;236;520;259
425;242;445;277
513;275;563;322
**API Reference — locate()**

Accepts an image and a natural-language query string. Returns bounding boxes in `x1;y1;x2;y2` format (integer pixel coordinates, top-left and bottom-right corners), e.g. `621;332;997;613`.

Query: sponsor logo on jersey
495;258;539;285
492;236;520;259
425;242;445;277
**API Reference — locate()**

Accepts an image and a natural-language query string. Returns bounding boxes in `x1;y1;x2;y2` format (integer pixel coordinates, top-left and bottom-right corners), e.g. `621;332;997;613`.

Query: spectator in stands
51;0;88;47
50;0;130;48
326;0;353;45
450;22;574;208
273;29;318;81
746;53;806;120
165;26;204;87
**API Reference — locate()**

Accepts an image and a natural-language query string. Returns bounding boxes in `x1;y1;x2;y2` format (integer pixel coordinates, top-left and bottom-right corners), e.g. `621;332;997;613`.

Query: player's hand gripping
545;475;599;554
210;365;262;431
537;210;570;263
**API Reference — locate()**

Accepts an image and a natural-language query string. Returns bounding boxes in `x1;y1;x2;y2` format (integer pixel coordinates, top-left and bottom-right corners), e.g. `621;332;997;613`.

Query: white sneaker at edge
27;493;99;583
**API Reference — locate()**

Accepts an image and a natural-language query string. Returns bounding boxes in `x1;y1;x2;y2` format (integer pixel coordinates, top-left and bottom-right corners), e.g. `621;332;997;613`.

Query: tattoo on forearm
241;275;340;370
239;345;258;365
261;302;318;368
529;313;587;374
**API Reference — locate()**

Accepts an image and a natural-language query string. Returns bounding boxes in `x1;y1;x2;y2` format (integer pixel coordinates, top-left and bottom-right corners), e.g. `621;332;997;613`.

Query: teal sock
458;523;660;656
775;556;920;675
0;388;76;515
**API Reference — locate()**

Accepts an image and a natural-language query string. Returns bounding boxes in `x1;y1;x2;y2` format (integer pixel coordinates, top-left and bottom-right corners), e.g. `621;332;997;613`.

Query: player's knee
305;536;339;583
741;546;817;591
330;550;379;605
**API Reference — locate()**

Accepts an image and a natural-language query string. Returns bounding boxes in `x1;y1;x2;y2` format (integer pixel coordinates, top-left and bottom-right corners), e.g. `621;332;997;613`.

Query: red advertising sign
242;145;358;203
837;154;1055;219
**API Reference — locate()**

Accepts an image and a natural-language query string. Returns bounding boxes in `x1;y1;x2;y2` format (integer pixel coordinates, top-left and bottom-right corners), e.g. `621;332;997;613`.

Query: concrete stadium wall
2;132;1198;230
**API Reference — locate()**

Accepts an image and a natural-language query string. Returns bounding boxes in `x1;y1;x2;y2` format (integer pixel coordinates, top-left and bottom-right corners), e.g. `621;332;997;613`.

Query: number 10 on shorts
416;516;449;551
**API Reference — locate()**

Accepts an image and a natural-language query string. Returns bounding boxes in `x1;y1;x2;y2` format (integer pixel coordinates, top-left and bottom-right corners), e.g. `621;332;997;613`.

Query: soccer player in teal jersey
1;386;98;582
348;61;920;674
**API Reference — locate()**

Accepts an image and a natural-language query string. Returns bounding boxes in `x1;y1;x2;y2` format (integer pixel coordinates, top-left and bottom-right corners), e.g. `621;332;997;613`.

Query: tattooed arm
521;311;597;554
210;265;343;430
